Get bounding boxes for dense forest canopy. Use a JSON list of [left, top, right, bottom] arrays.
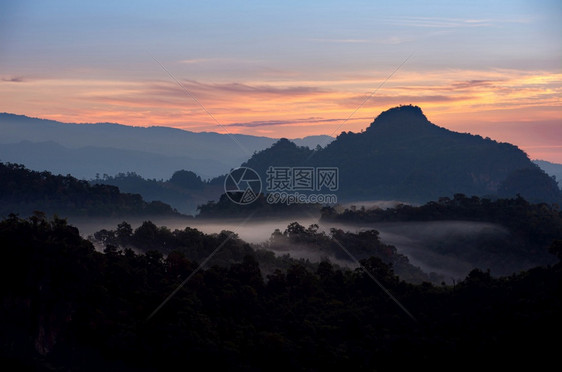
[[2, 105, 562, 370], [322, 194, 562, 275], [1, 213, 560, 370], [91, 218, 440, 284], [0, 162, 180, 217], [91, 170, 217, 215]]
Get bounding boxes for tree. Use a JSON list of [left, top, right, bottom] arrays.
[[229, 255, 264, 289], [548, 240, 562, 262], [132, 221, 161, 250], [168, 170, 204, 189], [116, 221, 133, 246], [285, 222, 305, 239]]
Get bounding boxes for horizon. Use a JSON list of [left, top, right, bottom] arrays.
[[1, 1, 561, 162], [2, 107, 560, 165], [0, 111, 335, 141]]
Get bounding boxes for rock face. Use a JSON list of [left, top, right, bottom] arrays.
[[243, 105, 561, 203]]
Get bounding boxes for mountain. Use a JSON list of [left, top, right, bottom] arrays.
[[4, 108, 559, 206], [0, 140, 226, 180], [292, 134, 334, 149], [91, 170, 224, 215], [0, 162, 182, 218], [534, 160, 562, 190], [0, 113, 333, 179], [243, 105, 561, 204], [322, 193, 562, 277]]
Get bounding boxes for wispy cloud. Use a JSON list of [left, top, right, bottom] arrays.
[[0, 68, 559, 159], [308, 38, 371, 44], [333, 94, 470, 113], [523, 145, 562, 149], [143, 80, 327, 99], [308, 36, 415, 45], [451, 79, 499, 89], [199, 81, 325, 96], [383, 15, 532, 29], [226, 116, 371, 128], [178, 57, 264, 65], [178, 58, 217, 64], [1, 76, 27, 83], [384, 16, 494, 28]]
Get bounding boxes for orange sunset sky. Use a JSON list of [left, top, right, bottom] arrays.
[[1, 1, 561, 162]]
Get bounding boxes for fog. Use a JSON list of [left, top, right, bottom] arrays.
[[339, 200, 416, 210], [354, 221, 510, 280], [70, 216, 320, 243], [267, 243, 361, 270], [70, 215, 511, 281]]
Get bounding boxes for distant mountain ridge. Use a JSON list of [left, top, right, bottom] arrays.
[[2, 108, 560, 207], [0, 140, 226, 181], [534, 160, 562, 190], [243, 105, 561, 204], [0, 113, 334, 179]]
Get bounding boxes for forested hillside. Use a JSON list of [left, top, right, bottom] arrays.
[[322, 194, 562, 276], [242, 106, 561, 204], [1, 214, 560, 371], [0, 162, 180, 217]]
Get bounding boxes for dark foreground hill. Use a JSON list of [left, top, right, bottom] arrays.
[[243, 105, 561, 204], [1, 214, 560, 371], [0, 162, 181, 217]]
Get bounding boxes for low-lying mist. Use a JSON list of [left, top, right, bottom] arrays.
[[70, 214, 514, 282], [357, 221, 511, 280], [70, 215, 320, 244]]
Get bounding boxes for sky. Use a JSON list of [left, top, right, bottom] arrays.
[[1, 0, 561, 162]]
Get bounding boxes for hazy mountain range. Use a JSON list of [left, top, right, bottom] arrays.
[[0, 113, 333, 180], [534, 160, 562, 188], [1, 107, 561, 213]]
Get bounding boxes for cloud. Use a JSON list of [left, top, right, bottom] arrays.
[[178, 57, 264, 66], [1, 76, 26, 83], [143, 79, 327, 99], [383, 15, 531, 29], [307, 38, 371, 44], [384, 16, 494, 28], [225, 117, 368, 128], [178, 58, 217, 64], [1, 68, 559, 163], [201, 81, 325, 96], [451, 79, 499, 89], [80, 79, 330, 117], [95, 80, 334, 118], [336, 94, 467, 110], [523, 145, 562, 149]]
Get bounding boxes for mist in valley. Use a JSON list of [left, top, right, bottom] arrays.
[[349, 220, 511, 280], [70, 209, 514, 283]]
